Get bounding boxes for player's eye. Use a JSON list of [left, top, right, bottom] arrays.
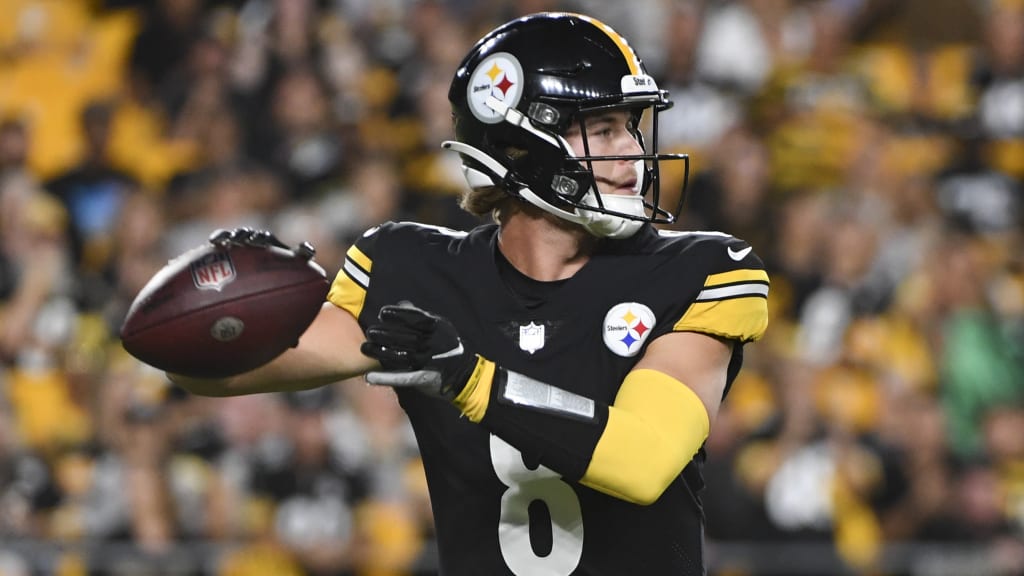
[[587, 123, 615, 139]]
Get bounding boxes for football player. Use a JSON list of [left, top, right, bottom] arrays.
[[173, 12, 769, 575]]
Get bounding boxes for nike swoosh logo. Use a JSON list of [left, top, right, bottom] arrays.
[[727, 246, 752, 261], [433, 342, 465, 359]]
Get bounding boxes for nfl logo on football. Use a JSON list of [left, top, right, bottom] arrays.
[[519, 322, 545, 354], [191, 252, 237, 291]]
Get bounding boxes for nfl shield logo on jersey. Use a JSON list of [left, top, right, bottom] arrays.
[[519, 322, 545, 354], [191, 251, 236, 291]]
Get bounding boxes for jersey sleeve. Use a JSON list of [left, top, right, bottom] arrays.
[[672, 238, 770, 342], [326, 224, 385, 322]]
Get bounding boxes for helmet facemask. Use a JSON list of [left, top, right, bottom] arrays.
[[555, 102, 685, 238]]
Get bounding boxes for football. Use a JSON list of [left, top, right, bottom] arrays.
[[120, 231, 330, 378]]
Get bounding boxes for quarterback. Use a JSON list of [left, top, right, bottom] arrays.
[[174, 12, 769, 575]]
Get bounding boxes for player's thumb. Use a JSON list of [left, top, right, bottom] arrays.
[[365, 369, 443, 390]]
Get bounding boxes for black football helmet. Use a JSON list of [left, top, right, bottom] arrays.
[[445, 12, 689, 238]]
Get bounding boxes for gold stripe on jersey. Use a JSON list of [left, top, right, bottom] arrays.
[[346, 245, 372, 284], [453, 358, 496, 423], [674, 268, 770, 342], [327, 245, 372, 319], [581, 369, 709, 505], [702, 269, 770, 289]]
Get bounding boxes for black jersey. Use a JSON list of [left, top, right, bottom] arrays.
[[328, 222, 769, 576]]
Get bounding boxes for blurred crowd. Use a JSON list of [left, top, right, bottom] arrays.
[[0, 0, 1022, 575]]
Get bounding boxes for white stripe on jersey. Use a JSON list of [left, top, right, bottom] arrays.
[[656, 230, 734, 238], [343, 258, 370, 289], [696, 282, 769, 302]]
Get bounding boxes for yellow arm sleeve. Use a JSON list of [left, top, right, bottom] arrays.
[[579, 369, 710, 505]]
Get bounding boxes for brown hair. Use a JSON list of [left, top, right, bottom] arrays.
[[457, 146, 532, 224], [459, 186, 518, 224]]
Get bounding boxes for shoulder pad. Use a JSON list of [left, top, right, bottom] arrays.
[[327, 221, 470, 320], [664, 231, 770, 342]]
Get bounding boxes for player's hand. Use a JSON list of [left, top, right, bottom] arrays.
[[361, 303, 479, 399], [208, 227, 316, 261]]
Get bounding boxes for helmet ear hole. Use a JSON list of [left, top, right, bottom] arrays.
[[504, 146, 529, 160], [527, 102, 562, 127]]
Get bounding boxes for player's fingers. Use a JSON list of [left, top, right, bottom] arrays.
[[365, 325, 423, 348], [360, 342, 417, 369], [379, 304, 438, 332]]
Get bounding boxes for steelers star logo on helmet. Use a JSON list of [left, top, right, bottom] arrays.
[[467, 52, 524, 124], [603, 302, 656, 357]]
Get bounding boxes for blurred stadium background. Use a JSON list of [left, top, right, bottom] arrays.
[[1, 0, 1023, 574]]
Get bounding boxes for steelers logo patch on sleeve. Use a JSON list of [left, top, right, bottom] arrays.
[[603, 302, 656, 357]]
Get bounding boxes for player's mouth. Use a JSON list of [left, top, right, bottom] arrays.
[[597, 177, 638, 195], [614, 179, 639, 195]]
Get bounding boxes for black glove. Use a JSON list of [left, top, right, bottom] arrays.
[[361, 303, 480, 398], [208, 227, 316, 261]]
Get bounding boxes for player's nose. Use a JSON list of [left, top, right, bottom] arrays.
[[617, 132, 643, 157]]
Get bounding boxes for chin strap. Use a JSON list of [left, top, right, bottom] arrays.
[[441, 140, 509, 183], [441, 140, 643, 239]]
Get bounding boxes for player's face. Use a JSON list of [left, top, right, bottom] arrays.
[[563, 109, 644, 197]]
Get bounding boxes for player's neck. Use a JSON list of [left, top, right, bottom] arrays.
[[497, 211, 596, 282]]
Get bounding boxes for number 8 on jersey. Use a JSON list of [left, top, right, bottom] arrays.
[[491, 434, 584, 575]]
